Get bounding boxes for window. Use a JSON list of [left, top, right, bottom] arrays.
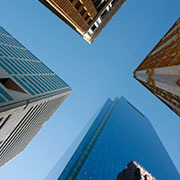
[[112, 0, 118, 6], [84, 14, 90, 21], [0, 95, 6, 103], [0, 78, 26, 93], [75, 1, 82, 10], [101, 10, 108, 18], [88, 19, 93, 25], [0, 115, 11, 129], [0, 60, 12, 74], [80, 8, 86, 16], [0, 87, 13, 101], [13, 76, 35, 95], [91, 25, 97, 31]]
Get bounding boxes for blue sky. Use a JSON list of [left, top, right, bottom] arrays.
[[0, 0, 180, 180]]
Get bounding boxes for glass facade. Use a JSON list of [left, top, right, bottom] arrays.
[[46, 97, 180, 180], [0, 27, 72, 168], [0, 27, 70, 103]]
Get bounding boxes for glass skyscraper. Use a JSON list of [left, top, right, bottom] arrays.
[[46, 97, 180, 180], [0, 27, 71, 167]]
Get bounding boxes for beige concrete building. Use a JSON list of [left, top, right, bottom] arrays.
[[39, 0, 126, 43], [0, 27, 71, 167], [134, 17, 180, 117]]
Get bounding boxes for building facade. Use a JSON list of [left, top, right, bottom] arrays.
[[116, 161, 156, 180], [39, 0, 126, 43], [0, 27, 71, 167], [134, 17, 180, 117], [45, 97, 180, 180]]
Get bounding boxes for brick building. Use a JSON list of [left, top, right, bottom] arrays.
[[134, 18, 180, 117], [39, 0, 126, 43]]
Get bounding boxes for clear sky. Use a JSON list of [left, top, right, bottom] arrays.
[[0, 0, 180, 180]]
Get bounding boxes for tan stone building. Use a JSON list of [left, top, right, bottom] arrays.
[[39, 0, 126, 43], [134, 17, 180, 117]]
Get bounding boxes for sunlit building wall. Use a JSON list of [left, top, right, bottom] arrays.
[[39, 0, 126, 43], [134, 17, 180, 117]]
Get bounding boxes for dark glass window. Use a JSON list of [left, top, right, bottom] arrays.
[[0, 96, 5, 103], [80, 8, 86, 16], [88, 19, 93, 25], [91, 25, 96, 31], [112, 0, 118, 6], [75, 1, 82, 10], [101, 10, 108, 18], [0, 78, 26, 94], [84, 14, 90, 21], [0, 86, 13, 101]]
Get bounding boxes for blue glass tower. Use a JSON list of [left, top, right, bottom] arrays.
[[0, 27, 71, 167], [46, 97, 180, 180]]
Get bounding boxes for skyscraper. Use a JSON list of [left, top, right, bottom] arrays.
[[116, 161, 156, 180], [45, 97, 180, 180], [39, 0, 126, 43], [0, 27, 71, 167], [134, 17, 180, 117]]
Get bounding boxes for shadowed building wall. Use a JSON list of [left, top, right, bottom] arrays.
[[134, 17, 180, 117]]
